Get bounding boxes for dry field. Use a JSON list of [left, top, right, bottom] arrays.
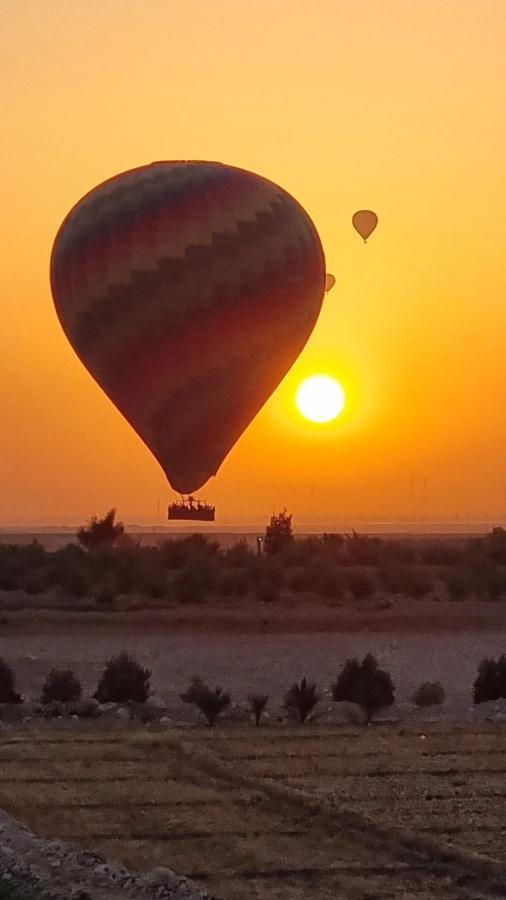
[[1, 723, 506, 899]]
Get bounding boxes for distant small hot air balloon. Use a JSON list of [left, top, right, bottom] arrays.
[[50, 161, 326, 494], [325, 273, 335, 292], [352, 210, 378, 243]]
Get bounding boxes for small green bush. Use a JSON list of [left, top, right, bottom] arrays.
[[41, 669, 82, 705], [94, 652, 151, 704], [181, 676, 231, 726], [412, 681, 446, 707], [283, 677, 321, 724]]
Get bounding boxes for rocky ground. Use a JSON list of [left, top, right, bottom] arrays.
[[0, 808, 210, 900]]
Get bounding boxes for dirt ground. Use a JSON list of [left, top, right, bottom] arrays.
[[1, 723, 505, 899]]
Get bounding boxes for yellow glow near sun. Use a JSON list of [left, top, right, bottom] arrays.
[[295, 375, 346, 423]]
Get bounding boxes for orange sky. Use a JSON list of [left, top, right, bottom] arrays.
[[1, 0, 506, 526]]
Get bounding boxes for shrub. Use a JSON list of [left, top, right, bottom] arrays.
[[94, 652, 151, 704], [248, 693, 269, 726], [347, 572, 375, 600], [484, 566, 506, 601], [23, 569, 50, 595], [95, 583, 117, 606], [378, 564, 431, 598], [142, 571, 168, 600], [0, 658, 22, 703], [421, 540, 461, 566], [473, 656, 506, 703], [181, 677, 231, 726], [255, 581, 280, 604], [217, 568, 250, 598], [77, 509, 124, 551], [317, 569, 344, 600], [406, 572, 433, 599], [41, 669, 82, 704], [263, 509, 294, 556], [172, 566, 207, 604], [223, 540, 255, 567], [445, 570, 471, 601], [64, 568, 93, 598], [487, 527, 506, 564], [412, 681, 446, 707], [249, 557, 284, 588], [0, 574, 17, 591], [283, 677, 321, 724], [332, 654, 395, 724], [287, 568, 315, 593], [159, 539, 189, 569], [344, 532, 382, 565]]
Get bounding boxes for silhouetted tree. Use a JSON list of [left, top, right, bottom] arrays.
[[94, 652, 151, 704], [0, 657, 22, 704], [473, 656, 506, 703], [77, 509, 124, 551], [248, 693, 269, 726], [332, 653, 395, 724], [283, 677, 321, 724], [263, 509, 294, 556], [181, 677, 231, 727], [42, 669, 82, 704]]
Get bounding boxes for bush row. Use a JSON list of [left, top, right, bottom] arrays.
[[4, 539, 506, 604], [2, 651, 506, 724]]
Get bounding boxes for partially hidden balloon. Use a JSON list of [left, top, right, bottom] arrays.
[[50, 161, 326, 493], [352, 209, 378, 242], [325, 273, 336, 292]]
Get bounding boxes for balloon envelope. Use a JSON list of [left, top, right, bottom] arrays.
[[325, 273, 336, 292], [352, 209, 378, 242], [50, 161, 326, 493]]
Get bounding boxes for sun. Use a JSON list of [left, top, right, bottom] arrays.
[[295, 375, 345, 423]]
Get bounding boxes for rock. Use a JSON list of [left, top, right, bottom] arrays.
[[159, 716, 172, 725], [73, 698, 101, 718], [146, 695, 166, 710], [115, 707, 129, 720], [98, 702, 116, 714]]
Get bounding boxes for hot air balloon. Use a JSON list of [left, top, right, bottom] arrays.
[[50, 161, 326, 494], [352, 210, 378, 242], [325, 273, 336, 292]]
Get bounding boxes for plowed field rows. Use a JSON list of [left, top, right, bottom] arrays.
[[0, 724, 505, 898]]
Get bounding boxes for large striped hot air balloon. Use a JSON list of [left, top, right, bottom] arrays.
[[50, 161, 326, 493]]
